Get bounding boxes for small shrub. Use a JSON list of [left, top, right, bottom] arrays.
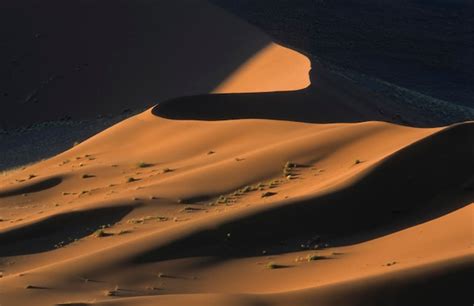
[[180, 206, 202, 212], [94, 229, 110, 238], [127, 216, 168, 224], [216, 195, 229, 204], [157, 272, 170, 278], [261, 191, 277, 198], [126, 177, 139, 183], [307, 254, 325, 261], [266, 262, 282, 269], [137, 162, 153, 168], [241, 186, 252, 193], [285, 161, 296, 169]]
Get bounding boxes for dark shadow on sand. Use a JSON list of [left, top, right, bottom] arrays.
[[0, 205, 135, 256]]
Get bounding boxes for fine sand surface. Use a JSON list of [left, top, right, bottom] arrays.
[[0, 1, 473, 306], [0, 110, 472, 305]]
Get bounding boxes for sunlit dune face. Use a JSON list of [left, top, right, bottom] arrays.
[[213, 43, 311, 93]]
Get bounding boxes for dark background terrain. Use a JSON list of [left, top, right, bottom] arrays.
[[213, 0, 474, 108]]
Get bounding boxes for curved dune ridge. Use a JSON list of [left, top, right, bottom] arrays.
[[0, 2, 473, 306]]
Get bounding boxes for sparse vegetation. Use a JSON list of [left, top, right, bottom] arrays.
[[269, 180, 280, 188], [307, 253, 326, 261], [217, 195, 229, 204], [127, 216, 168, 224], [137, 162, 153, 168], [126, 177, 140, 183], [239, 185, 253, 194], [261, 191, 277, 198], [180, 206, 202, 212], [285, 161, 296, 169], [24, 284, 43, 289], [94, 229, 110, 238], [283, 161, 297, 177], [266, 262, 280, 269]]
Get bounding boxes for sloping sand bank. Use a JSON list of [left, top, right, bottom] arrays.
[[0, 106, 472, 305]]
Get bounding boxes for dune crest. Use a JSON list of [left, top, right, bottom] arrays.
[[214, 43, 310, 93]]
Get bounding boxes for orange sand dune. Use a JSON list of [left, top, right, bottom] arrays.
[[0, 1, 472, 305], [0, 106, 472, 305]]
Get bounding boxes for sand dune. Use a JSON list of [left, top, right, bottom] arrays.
[[0, 1, 472, 306], [0, 105, 472, 305]]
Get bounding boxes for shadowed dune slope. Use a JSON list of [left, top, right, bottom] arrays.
[[0, 0, 309, 129]]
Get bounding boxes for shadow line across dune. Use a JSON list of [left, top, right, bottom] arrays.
[[0, 176, 63, 198], [153, 68, 390, 125], [153, 61, 472, 127]]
